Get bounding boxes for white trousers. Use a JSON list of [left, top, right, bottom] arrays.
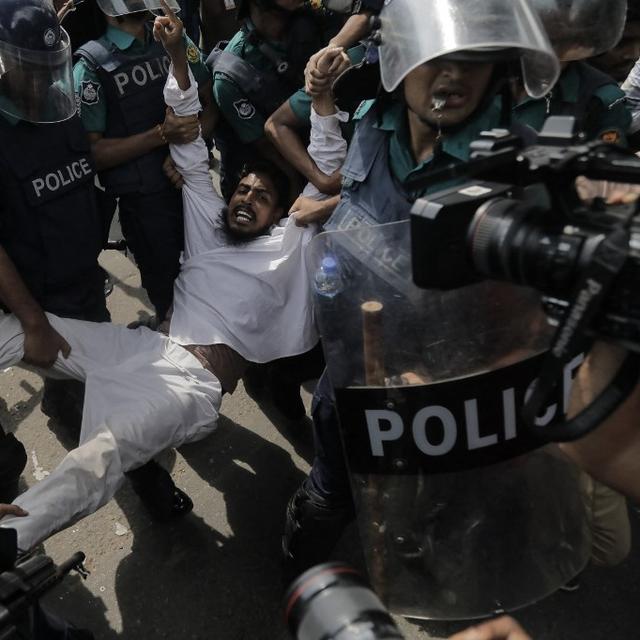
[[0, 313, 222, 550]]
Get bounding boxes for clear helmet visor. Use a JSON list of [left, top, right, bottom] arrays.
[[96, 0, 181, 17], [0, 28, 75, 124], [378, 0, 560, 99], [531, 0, 627, 62]]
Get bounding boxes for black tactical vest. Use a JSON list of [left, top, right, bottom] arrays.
[[76, 35, 171, 195], [0, 115, 105, 317]]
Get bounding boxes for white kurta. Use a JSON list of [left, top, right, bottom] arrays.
[[165, 70, 319, 362]]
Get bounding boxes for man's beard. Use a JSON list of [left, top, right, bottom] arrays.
[[218, 206, 271, 245]]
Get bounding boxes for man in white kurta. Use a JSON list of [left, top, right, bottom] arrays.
[[0, 59, 347, 551]]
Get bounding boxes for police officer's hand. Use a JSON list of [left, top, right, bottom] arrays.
[[314, 169, 342, 196], [22, 319, 71, 369], [0, 504, 28, 519], [154, 0, 185, 61], [305, 46, 350, 96], [448, 616, 532, 640], [162, 107, 200, 145], [289, 195, 336, 227], [163, 154, 185, 189]]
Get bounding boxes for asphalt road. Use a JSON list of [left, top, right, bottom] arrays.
[[1, 247, 638, 640]]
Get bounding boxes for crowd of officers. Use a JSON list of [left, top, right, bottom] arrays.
[[1, 0, 640, 637]]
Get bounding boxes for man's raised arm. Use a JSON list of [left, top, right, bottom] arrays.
[[154, 0, 226, 259]]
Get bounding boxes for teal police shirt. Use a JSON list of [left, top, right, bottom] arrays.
[[513, 61, 631, 143], [352, 98, 505, 197], [212, 29, 289, 144], [73, 24, 208, 133]]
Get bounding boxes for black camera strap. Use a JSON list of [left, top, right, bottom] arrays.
[[523, 225, 633, 441]]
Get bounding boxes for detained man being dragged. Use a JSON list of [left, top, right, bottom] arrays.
[[0, 1, 321, 552]]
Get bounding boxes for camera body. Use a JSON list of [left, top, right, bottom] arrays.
[[410, 116, 640, 352]]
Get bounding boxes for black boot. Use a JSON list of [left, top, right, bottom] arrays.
[[282, 478, 355, 584], [126, 460, 193, 522], [0, 425, 27, 504]]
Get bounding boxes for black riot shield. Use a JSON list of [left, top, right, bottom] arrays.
[[308, 220, 591, 620]]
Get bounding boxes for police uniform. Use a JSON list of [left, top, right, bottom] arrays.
[[74, 24, 209, 322], [513, 61, 631, 143], [210, 9, 340, 198], [0, 100, 109, 499], [283, 98, 515, 575]]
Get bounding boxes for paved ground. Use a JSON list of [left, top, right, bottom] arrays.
[[1, 247, 638, 640]]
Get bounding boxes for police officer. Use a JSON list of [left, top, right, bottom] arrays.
[[282, 0, 561, 578], [0, 0, 191, 522], [209, 0, 347, 199], [514, 0, 631, 144], [74, 0, 212, 325]]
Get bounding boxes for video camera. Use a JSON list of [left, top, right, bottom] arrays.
[[0, 535, 88, 640], [285, 563, 404, 640], [409, 116, 640, 442]]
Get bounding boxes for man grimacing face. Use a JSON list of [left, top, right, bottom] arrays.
[[225, 172, 284, 240]]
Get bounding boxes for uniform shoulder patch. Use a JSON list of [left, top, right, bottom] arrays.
[[233, 98, 256, 120], [601, 129, 621, 144], [80, 80, 100, 106], [186, 44, 201, 64]]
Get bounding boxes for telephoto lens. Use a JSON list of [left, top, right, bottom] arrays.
[[284, 563, 404, 640]]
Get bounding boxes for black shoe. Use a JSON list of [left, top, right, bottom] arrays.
[[0, 432, 27, 504], [127, 460, 193, 522], [282, 478, 355, 584]]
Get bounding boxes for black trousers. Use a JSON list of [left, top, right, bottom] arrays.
[[118, 188, 184, 322]]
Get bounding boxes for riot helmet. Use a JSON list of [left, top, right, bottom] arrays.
[[529, 0, 627, 62], [377, 0, 560, 99], [95, 0, 181, 17], [0, 0, 75, 124]]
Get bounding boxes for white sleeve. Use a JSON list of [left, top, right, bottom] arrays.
[[622, 59, 640, 135], [163, 65, 226, 258], [301, 107, 349, 200]]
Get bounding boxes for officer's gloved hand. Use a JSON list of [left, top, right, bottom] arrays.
[[161, 107, 200, 146]]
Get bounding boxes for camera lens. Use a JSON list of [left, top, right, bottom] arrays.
[[284, 563, 404, 640], [468, 197, 591, 296]]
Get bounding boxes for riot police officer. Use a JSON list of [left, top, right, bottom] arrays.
[[515, 0, 632, 143], [74, 0, 212, 324], [0, 0, 106, 504], [0, 0, 191, 522], [209, 0, 346, 199], [282, 0, 561, 579]]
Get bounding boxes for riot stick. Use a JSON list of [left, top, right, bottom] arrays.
[[361, 300, 387, 602], [362, 301, 385, 386]]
